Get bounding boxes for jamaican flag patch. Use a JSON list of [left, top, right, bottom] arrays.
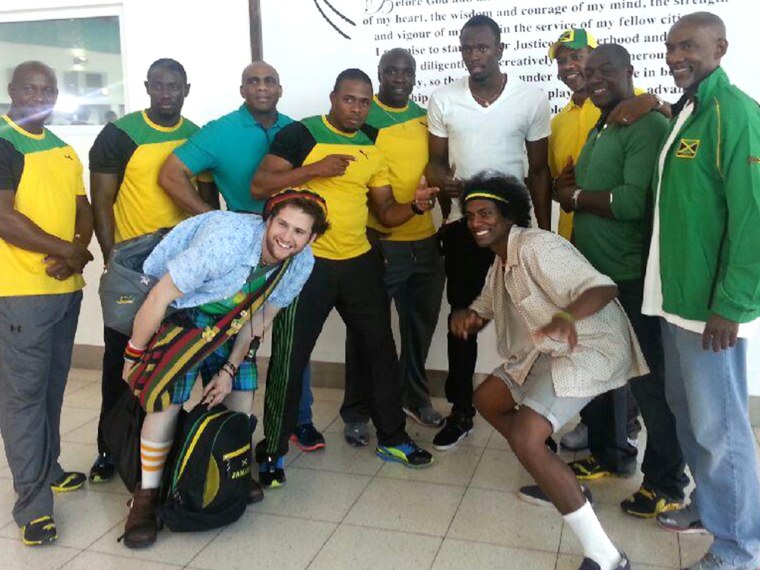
[[676, 138, 700, 159]]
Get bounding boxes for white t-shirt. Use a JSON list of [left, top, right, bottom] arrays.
[[427, 75, 552, 221], [642, 100, 758, 338]]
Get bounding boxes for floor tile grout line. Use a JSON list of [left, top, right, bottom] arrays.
[[177, 527, 225, 569], [430, 443, 488, 569], [297, 459, 376, 570], [83, 541, 185, 568]]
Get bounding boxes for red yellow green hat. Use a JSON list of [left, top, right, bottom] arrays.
[[548, 29, 598, 60]]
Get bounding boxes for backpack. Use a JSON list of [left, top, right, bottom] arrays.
[[156, 403, 252, 532]]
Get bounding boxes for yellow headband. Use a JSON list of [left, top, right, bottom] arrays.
[[465, 191, 510, 205]]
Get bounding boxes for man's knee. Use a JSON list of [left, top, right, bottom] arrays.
[[507, 410, 551, 459]]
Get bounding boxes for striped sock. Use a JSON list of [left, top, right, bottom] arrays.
[[140, 438, 173, 489]]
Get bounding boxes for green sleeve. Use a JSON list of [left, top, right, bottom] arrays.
[[609, 114, 669, 221], [711, 95, 760, 322]]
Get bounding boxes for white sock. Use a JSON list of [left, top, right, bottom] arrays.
[[140, 438, 173, 489], [563, 501, 621, 570]]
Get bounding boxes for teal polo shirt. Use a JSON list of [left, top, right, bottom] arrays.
[[174, 105, 293, 213]]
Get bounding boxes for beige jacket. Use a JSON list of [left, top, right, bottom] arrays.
[[470, 226, 648, 398]]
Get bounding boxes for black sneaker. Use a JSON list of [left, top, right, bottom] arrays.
[[518, 484, 593, 507], [578, 550, 631, 569], [22, 515, 57, 546], [620, 485, 683, 518], [290, 422, 326, 452], [375, 439, 434, 468], [258, 456, 286, 488], [51, 471, 86, 492], [89, 453, 116, 483], [433, 413, 474, 451]]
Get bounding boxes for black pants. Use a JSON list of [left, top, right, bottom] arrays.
[[584, 386, 640, 473], [256, 250, 407, 462], [97, 326, 130, 455], [342, 236, 445, 423], [618, 279, 688, 499], [441, 218, 494, 418]]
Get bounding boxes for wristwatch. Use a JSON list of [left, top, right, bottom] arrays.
[[411, 201, 424, 215], [571, 188, 583, 211]]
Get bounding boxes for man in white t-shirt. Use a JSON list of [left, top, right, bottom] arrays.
[[426, 14, 552, 451]]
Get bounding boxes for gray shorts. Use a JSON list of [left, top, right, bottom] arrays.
[[492, 354, 592, 432]]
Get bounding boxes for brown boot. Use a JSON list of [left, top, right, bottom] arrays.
[[122, 485, 159, 548], [248, 477, 264, 504]]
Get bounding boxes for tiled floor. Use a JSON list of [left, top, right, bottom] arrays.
[[2, 368, 759, 569]]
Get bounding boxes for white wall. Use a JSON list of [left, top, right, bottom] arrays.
[[1, 0, 758, 394]]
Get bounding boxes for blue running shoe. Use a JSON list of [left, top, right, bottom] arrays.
[[375, 439, 433, 468]]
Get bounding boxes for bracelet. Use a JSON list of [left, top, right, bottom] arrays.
[[411, 201, 424, 215], [124, 340, 146, 361], [571, 188, 582, 211], [553, 310, 576, 324], [221, 360, 238, 378]]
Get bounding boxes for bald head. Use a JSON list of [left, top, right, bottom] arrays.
[[666, 11, 728, 93], [240, 61, 282, 117], [11, 61, 56, 87], [379, 48, 415, 72], [378, 48, 416, 108], [242, 61, 279, 84], [673, 11, 726, 40], [7, 61, 58, 130]]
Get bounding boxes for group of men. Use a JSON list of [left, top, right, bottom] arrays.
[[0, 8, 758, 570]]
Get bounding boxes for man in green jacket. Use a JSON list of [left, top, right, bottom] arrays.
[[642, 12, 760, 570]]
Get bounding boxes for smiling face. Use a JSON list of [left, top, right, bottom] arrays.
[[465, 199, 512, 256], [554, 45, 592, 94], [240, 63, 282, 115], [378, 51, 415, 108], [261, 204, 316, 264], [585, 50, 633, 111], [665, 20, 727, 93], [328, 78, 373, 132], [460, 25, 503, 82]]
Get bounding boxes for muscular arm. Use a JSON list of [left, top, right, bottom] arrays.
[[425, 134, 460, 220], [197, 179, 220, 210], [526, 137, 552, 230], [159, 154, 214, 215], [0, 190, 88, 260], [538, 284, 619, 349], [250, 154, 304, 200], [563, 284, 619, 321], [91, 171, 119, 260], [74, 194, 94, 253], [575, 190, 615, 219], [608, 93, 673, 126], [368, 185, 416, 228], [250, 153, 355, 200]]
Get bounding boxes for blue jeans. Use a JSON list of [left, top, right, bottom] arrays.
[[297, 364, 313, 426], [660, 320, 760, 567]]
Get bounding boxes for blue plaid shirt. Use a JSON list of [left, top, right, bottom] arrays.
[[143, 211, 313, 309]]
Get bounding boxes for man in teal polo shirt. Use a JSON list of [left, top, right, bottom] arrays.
[[159, 61, 291, 214], [554, 43, 688, 520]]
